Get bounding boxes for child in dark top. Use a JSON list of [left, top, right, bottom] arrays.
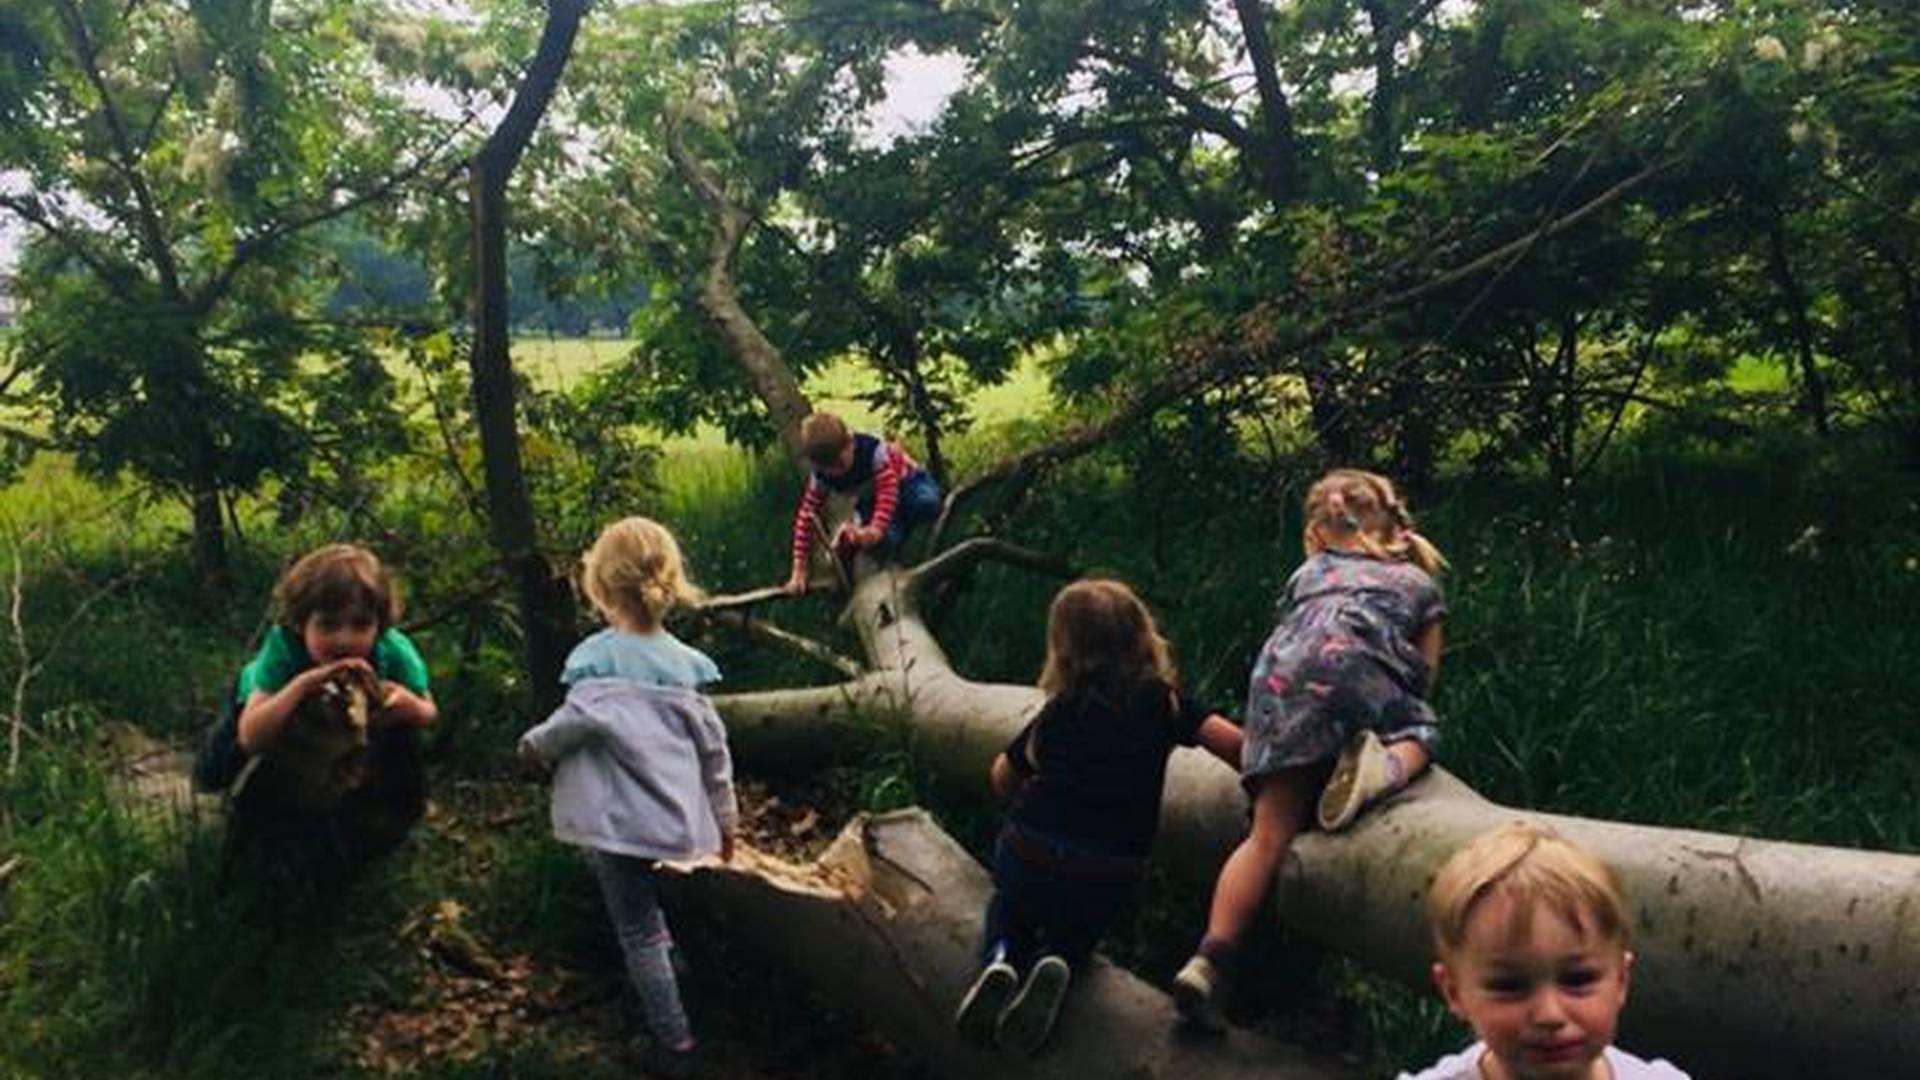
[[781, 411, 941, 592], [954, 579, 1243, 1055], [1173, 468, 1447, 1030], [194, 543, 438, 863]]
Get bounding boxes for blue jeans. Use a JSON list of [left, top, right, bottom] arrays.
[[589, 851, 694, 1051], [856, 469, 941, 554], [979, 826, 1139, 971]]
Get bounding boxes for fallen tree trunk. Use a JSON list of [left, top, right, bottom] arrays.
[[657, 809, 1358, 1078], [711, 553, 1920, 1079]]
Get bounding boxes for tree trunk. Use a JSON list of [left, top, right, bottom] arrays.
[[1229, 0, 1300, 207], [1766, 213, 1831, 437], [467, 0, 590, 714], [657, 810, 1358, 1078], [664, 119, 813, 462], [711, 550, 1920, 1079]]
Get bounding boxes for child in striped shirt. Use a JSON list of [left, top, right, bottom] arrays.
[[781, 411, 940, 592]]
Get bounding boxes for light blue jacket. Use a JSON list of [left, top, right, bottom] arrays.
[[519, 679, 739, 861]]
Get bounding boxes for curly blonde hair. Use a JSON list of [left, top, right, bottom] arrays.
[[580, 517, 702, 629], [1302, 468, 1447, 575]]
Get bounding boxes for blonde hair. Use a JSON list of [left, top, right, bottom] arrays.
[[800, 411, 853, 469], [580, 517, 702, 629], [1428, 821, 1629, 958], [273, 543, 398, 630], [1037, 579, 1177, 700], [1303, 468, 1448, 575]]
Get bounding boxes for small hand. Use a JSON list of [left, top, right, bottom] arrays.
[[516, 741, 551, 781], [782, 572, 808, 595], [299, 656, 373, 696]]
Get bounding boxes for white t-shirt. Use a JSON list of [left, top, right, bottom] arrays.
[[1398, 1042, 1692, 1080]]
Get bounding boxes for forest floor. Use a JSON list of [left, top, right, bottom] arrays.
[[329, 776, 926, 1079]]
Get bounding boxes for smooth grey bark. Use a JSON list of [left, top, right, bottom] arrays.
[[656, 809, 1357, 1079], [711, 554, 1920, 1079]]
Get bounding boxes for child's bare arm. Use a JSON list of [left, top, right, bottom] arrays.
[[1196, 714, 1244, 769], [990, 751, 1024, 796], [1417, 621, 1444, 685], [379, 683, 438, 728], [236, 658, 371, 753]]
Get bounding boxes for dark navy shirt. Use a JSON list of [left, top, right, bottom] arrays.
[[1004, 679, 1209, 857]]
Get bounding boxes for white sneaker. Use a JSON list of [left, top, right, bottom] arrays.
[[1318, 729, 1395, 831], [954, 958, 1019, 1046], [1171, 953, 1227, 1032], [997, 954, 1071, 1056]]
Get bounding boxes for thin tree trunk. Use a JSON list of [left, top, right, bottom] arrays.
[[1230, 0, 1300, 206], [467, 0, 590, 714], [663, 119, 813, 462], [1766, 212, 1831, 437]]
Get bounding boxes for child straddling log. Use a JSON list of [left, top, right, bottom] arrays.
[[1399, 822, 1691, 1080], [781, 410, 941, 592], [519, 516, 737, 1078], [194, 542, 438, 864], [954, 579, 1243, 1055], [1174, 468, 1448, 1028]]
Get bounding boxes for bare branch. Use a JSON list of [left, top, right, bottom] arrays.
[[695, 585, 803, 613], [907, 537, 1081, 591], [690, 610, 864, 680]]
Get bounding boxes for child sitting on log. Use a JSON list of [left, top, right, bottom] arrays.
[[955, 579, 1242, 1055], [781, 410, 940, 592], [519, 516, 737, 1079], [1399, 821, 1691, 1080], [194, 542, 437, 865]]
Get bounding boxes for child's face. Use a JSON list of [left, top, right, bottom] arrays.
[[301, 607, 380, 665], [820, 442, 855, 476], [1432, 892, 1631, 1080]]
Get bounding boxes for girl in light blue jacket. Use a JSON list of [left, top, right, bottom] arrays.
[[520, 517, 737, 1075]]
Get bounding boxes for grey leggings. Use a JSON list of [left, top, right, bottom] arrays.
[[589, 851, 694, 1051]]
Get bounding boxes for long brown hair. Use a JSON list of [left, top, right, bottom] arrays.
[[1302, 468, 1448, 574], [1037, 579, 1177, 700]]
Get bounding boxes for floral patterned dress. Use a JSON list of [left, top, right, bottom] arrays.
[[1242, 549, 1447, 784]]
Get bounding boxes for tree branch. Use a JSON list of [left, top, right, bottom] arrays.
[[194, 123, 470, 314], [1082, 46, 1257, 156], [0, 194, 135, 295], [906, 537, 1081, 591], [936, 156, 1679, 533], [54, 0, 184, 298], [688, 609, 864, 680]]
